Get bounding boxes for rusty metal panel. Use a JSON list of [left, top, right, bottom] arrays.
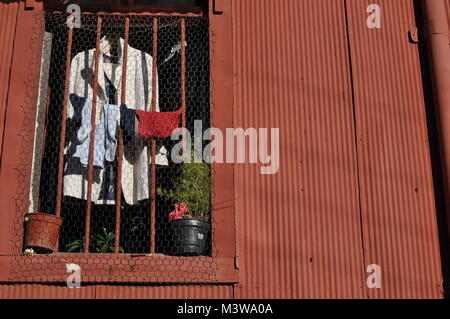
[[0, 284, 96, 299], [0, 0, 445, 300], [0, 0, 19, 156], [446, 0, 450, 30], [0, 284, 232, 299], [346, 0, 443, 298], [233, 0, 365, 298], [95, 285, 233, 299]]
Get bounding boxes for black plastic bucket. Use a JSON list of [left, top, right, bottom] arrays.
[[170, 219, 211, 256]]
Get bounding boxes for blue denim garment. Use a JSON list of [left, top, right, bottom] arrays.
[[69, 94, 118, 169]]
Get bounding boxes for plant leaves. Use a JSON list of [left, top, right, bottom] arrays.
[[157, 151, 211, 221]]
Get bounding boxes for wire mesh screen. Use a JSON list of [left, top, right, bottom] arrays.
[[25, 12, 212, 259]]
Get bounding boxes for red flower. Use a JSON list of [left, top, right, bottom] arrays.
[[168, 211, 180, 221], [179, 203, 189, 213], [168, 203, 189, 221]]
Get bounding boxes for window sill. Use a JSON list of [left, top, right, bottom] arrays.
[[0, 254, 238, 284]]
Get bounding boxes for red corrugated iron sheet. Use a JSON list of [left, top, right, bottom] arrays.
[[0, 0, 445, 299], [233, 0, 443, 299], [446, 0, 450, 31], [0, 284, 96, 299], [0, 1, 19, 156], [95, 285, 233, 299], [233, 0, 365, 299], [346, 0, 443, 298], [0, 284, 233, 299]]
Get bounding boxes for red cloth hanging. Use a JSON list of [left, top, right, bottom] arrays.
[[135, 109, 183, 138]]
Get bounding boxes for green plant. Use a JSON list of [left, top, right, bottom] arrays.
[[66, 228, 124, 253], [66, 238, 83, 253], [130, 216, 146, 233], [157, 153, 211, 222]]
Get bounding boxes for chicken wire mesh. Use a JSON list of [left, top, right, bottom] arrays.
[[10, 11, 217, 278]]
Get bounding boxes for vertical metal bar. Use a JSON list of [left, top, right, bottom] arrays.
[[42, 88, 52, 164], [84, 16, 103, 253], [114, 17, 130, 253], [181, 18, 187, 153], [38, 87, 52, 214], [56, 26, 73, 221], [150, 17, 158, 254]]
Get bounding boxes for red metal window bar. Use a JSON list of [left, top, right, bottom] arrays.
[[54, 11, 195, 254]]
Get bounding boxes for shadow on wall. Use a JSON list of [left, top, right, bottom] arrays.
[[413, 0, 450, 298]]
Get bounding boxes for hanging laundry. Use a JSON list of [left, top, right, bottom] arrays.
[[70, 94, 118, 169], [135, 109, 182, 139], [104, 71, 118, 104], [120, 104, 137, 144], [64, 37, 168, 205], [162, 41, 187, 65]]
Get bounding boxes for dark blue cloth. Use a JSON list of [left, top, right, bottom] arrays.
[[120, 104, 136, 144], [69, 93, 87, 124]]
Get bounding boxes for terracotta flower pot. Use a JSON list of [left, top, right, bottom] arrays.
[[24, 213, 63, 253]]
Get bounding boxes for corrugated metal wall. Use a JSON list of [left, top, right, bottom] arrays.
[[233, 0, 443, 299], [0, 0, 446, 299], [0, 284, 96, 299], [446, 0, 450, 28], [346, 0, 443, 298], [0, 284, 233, 299], [94, 285, 233, 299], [233, 0, 365, 299], [0, 1, 19, 154]]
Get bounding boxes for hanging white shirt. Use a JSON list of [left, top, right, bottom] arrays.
[[63, 37, 168, 205]]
